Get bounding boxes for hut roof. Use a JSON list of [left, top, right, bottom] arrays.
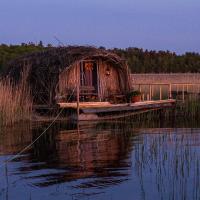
[[7, 46, 127, 77], [5, 46, 130, 105]]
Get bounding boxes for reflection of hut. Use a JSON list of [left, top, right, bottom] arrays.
[[23, 125, 133, 187], [7, 46, 131, 106], [51, 128, 132, 186]]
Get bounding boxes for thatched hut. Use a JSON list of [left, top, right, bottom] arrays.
[[7, 46, 131, 106]]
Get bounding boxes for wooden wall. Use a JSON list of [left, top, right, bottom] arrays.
[[98, 60, 121, 99], [57, 59, 127, 100], [58, 63, 79, 96]]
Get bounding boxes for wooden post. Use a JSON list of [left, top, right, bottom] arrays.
[[97, 60, 101, 101], [176, 85, 178, 95], [76, 63, 80, 121], [151, 85, 154, 100], [182, 85, 185, 102], [142, 94, 145, 101], [147, 94, 150, 101], [149, 85, 152, 100], [169, 84, 172, 99], [77, 121, 81, 162], [186, 84, 189, 93], [159, 85, 162, 100], [139, 84, 141, 92]]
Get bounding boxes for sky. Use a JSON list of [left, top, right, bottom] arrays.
[[0, 0, 200, 54]]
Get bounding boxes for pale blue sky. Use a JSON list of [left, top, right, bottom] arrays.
[[0, 0, 200, 53]]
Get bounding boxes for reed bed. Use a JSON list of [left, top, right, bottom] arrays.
[[0, 70, 32, 126]]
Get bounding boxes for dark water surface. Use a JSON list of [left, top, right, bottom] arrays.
[[0, 119, 200, 200]]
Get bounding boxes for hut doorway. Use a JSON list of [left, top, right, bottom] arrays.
[[80, 61, 98, 100]]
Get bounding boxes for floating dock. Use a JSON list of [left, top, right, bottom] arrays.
[[58, 99, 176, 121]]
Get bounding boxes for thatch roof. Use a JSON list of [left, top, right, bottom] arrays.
[[7, 46, 127, 78], [5, 46, 129, 105]]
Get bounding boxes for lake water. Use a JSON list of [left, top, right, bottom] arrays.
[[0, 118, 200, 200]]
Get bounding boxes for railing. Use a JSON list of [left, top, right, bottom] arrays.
[[134, 83, 200, 101]]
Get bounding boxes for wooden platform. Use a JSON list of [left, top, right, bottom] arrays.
[[58, 99, 176, 121], [59, 101, 112, 109]]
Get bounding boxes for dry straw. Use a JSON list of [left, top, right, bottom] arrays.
[[0, 69, 32, 126]]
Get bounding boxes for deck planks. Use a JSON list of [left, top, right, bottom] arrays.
[[58, 99, 176, 113], [81, 100, 176, 114], [58, 99, 176, 121]]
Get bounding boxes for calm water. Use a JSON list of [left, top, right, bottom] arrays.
[[0, 119, 200, 200]]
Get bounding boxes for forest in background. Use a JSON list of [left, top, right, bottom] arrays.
[[0, 42, 200, 74]]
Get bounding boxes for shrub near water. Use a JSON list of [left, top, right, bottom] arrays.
[[0, 71, 32, 126]]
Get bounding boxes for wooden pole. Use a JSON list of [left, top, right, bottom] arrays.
[[139, 84, 141, 92], [151, 85, 154, 100], [76, 63, 80, 121], [182, 85, 185, 102], [142, 94, 145, 101], [97, 60, 101, 101], [176, 85, 178, 95], [169, 84, 172, 99], [159, 85, 162, 100], [147, 94, 150, 101], [149, 85, 152, 100]]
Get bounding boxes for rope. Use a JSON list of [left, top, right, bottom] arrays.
[[0, 87, 76, 169]]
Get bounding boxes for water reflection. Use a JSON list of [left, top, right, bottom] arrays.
[[27, 123, 134, 188], [0, 121, 200, 200]]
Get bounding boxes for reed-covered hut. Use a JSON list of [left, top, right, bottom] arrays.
[[7, 46, 131, 106]]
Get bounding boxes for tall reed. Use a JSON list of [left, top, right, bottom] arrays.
[[0, 69, 32, 126]]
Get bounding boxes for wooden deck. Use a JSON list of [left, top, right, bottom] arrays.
[[58, 99, 176, 121]]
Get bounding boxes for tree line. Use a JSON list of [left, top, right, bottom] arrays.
[[0, 43, 200, 74], [112, 48, 200, 73]]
